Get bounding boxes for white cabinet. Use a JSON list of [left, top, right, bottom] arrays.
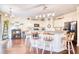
[[29, 32, 66, 52]]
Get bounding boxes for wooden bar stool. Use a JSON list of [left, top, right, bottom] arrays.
[[66, 32, 75, 54]]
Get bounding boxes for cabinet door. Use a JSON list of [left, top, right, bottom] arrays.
[[64, 22, 70, 30]]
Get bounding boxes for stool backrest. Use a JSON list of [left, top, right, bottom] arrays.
[[67, 32, 75, 41], [70, 32, 75, 41], [65, 32, 75, 41]]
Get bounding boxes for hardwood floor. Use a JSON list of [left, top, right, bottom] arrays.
[[0, 39, 79, 54]]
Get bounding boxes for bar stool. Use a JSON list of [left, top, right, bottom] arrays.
[[66, 32, 75, 54], [42, 34, 53, 54], [29, 32, 39, 54], [25, 31, 34, 54], [34, 38, 39, 54], [7, 39, 12, 48]]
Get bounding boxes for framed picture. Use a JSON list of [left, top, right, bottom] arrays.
[[34, 24, 39, 27]]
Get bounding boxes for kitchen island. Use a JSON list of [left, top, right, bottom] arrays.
[[26, 31, 67, 52]]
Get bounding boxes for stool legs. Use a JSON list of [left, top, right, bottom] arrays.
[[67, 41, 75, 54], [42, 41, 45, 54], [71, 41, 75, 54], [42, 49, 44, 54], [34, 40, 39, 54], [42, 41, 52, 54], [68, 41, 70, 54], [36, 40, 39, 54], [50, 43, 52, 54], [36, 48, 38, 54], [30, 46, 32, 53]]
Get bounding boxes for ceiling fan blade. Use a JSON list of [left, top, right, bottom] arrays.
[[25, 4, 44, 10]]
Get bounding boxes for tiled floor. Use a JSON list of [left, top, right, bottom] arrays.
[[0, 39, 79, 54]]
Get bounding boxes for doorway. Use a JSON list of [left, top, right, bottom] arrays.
[[11, 29, 21, 39]]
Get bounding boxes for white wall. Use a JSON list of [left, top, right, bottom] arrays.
[[54, 11, 77, 28], [8, 17, 54, 39], [10, 17, 54, 31]]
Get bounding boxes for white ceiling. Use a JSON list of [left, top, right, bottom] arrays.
[[0, 4, 79, 17]]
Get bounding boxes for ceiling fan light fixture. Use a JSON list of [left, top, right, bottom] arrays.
[[43, 14, 45, 17], [35, 16, 38, 19], [47, 13, 51, 17], [39, 15, 42, 18], [4, 13, 8, 17], [52, 13, 55, 16]]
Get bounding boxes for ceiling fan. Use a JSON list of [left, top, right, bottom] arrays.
[[42, 4, 48, 10], [24, 4, 44, 11], [25, 4, 48, 11]]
